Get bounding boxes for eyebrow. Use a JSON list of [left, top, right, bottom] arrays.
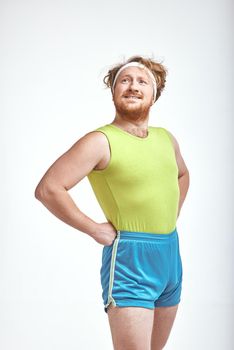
[[120, 74, 150, 81]]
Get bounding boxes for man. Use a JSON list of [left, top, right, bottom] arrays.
[[35, 55, 190, 350]]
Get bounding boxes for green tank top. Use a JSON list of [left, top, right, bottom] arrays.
[[87, 124, 179, 234]]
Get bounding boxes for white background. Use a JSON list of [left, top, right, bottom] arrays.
[[1, 0, 233, 349]]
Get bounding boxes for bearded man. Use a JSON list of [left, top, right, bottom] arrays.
[[35, 55, 190, 350]]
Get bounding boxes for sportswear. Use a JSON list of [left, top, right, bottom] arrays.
[[87, 123, 179, 234], [101, 228, 183, 313]]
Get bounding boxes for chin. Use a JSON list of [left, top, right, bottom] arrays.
[[116, 106, 150, 120], [114, 98, 151, 117]]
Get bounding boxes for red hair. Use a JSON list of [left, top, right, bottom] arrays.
[[103, 55, 168, 102]]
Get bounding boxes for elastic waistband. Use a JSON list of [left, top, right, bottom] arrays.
[[117, 228, 178, 242]]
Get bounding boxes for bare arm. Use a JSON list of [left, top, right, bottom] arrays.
[[34, 131, 117, 245], [167, 130, 190, 218]]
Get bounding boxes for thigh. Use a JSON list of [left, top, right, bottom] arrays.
[[107, 305, 154, 350], [151, 304, 179, 349]]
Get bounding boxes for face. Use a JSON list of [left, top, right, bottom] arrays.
[[112, 66, 155, 121]]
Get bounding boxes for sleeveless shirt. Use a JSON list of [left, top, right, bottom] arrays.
[[87, 124, 179, 234]]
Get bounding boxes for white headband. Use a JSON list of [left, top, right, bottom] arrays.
[[112, 62, 157, 102]]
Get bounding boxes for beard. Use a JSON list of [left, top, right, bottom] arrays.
[[113, 98, 151, 122]]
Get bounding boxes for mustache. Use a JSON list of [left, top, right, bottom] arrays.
[[123, 93, 142, 98]]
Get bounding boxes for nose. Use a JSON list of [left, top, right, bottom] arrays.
[[128, 78, 139, 91]]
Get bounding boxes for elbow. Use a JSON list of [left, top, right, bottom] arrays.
[[185, 170, 190, 189], [34, 181, 57, 201], [34, 179, 65, 201], [186, 169, 190, 182], [178, 169, 190, 186], [34, 183, 46, 201]]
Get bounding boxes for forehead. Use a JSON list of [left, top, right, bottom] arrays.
[[117, 66, 150, 80]]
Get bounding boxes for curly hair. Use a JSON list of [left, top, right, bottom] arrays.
[[103, 55, 168, 102]]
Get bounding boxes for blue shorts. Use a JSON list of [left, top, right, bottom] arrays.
[[100, 227, 183, 313]]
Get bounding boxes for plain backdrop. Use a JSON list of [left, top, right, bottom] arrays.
[[0, 0, 233, 349]]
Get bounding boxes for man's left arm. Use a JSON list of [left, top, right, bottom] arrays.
[[167, 131, 190, 218]]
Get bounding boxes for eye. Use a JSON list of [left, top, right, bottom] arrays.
[[121, 78, 129, 83], [139, 79, 147, 84]]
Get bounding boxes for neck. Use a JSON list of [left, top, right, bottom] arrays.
[[112, 114, 149, 129], [110, 115, 149, 138]]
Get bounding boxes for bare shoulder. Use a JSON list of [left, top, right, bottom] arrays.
[[162, 128, 180, 154], [64, 129, 111, 172], [67, 128, 109, 160], [75, 129, 109, 148], [35, 130, 110, 192], [163, 128, 189, 176]]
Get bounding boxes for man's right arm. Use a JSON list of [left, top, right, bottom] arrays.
[[34, 131, 117, 245]]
